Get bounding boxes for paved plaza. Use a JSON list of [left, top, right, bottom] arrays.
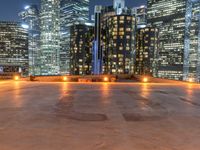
[[0, 81, 200, 150]]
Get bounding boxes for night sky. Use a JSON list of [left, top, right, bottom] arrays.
[[0, 0, 146, 21]]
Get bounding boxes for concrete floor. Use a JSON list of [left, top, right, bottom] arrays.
[[0, 81, 200, 150]]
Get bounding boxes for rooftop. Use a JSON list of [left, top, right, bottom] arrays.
[[0, 81, 200, 150]]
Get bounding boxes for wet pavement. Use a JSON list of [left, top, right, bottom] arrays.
[[0, 81, 200, 150]]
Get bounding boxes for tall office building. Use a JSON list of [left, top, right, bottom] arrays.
[[183, 0, 200, 82], [19, 5, 40, 75], [0, 22, 29, 76], [70, 23, 94, 75], [40, 0, 60, 75], [147, 0, 200, 81], [147, 0, 186, 80], [93, 6, 103, 75], [101, 14, 136, 74], [60, 0, 90, 74], [135, 27, 159, 76], [93, 2, 136, 75]]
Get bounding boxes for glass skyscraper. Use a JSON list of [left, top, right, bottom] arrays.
[[0, 22, 29, 76], [183, 0, 200, 82], [70, 23, 94, 75], [40, 0, 60, 75], [19, 5, 40, 76], [147, 0, 200, 81], [135, 27, 159, 76], [93, 1, 136, 75], [60, 0, 90, 74], [147, 0, 186, 80]]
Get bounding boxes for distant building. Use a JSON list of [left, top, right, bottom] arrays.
[[93, 5, 103, 75], [0, 22, 28, 76], [147, 0, 200, 81], [60, 0, 90, 74], [183, 1, 200, 82], [19, 5, 40, 75], [70, 23, 94, 75], [132, 5, 147, 29], [40, 0, 60, 75], [101, 14, 136, 75], [113, 0, 125, 15], [135, 27, 159, 76], [93, 0, 136, 75]]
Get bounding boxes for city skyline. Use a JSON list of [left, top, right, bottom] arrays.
[[0, 0, 146, 21]]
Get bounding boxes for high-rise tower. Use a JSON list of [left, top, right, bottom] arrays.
[[40, 0, 60, 75], [147, 0, 186, 80], [60, 0, 90, 74], [19, 5, 40, 75], [147, 0, 200, 82], [0, 22, 29, 76]]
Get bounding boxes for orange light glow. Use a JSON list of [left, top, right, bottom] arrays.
[[14, 76, 20, 81], [103, 77, 109, 82], [63, 76, 68, 81], [143, 77, 148, 83], [188, 78, 194, 83]]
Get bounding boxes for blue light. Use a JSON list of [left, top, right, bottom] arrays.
[[21, 24, 29, 29], [25, 5, 30, 10]]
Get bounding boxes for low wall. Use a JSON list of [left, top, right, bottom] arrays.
[[28, 75, 117, 82], [134, 75, 186, 83]]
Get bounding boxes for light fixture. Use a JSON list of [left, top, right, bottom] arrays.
[[188, 78, 194, 83], [143, 77, 148, 83], [103, 77, 109, 82], [63, 76, 68, 81], [14, 76, 20, 81]]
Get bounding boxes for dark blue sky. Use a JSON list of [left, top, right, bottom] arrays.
[[0, 0, 146, 21]]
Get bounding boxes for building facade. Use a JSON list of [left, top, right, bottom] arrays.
[[101, 14, 136, 75], [135, 27, 159, 76], [93, 0, 136, 75], [183, 0, 200, 82], [60, 0, 90, 74], [40, 0, 60, 75], [147, 0, 200, 81], [0, 22, 29, 76], [19, 5, 40, 75], [70, 23, 94, 75]]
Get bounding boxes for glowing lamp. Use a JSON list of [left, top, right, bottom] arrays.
[[103, 77, 109, 82], [63, 76, 68, 81], [14, 76, 20, 81], [188, 78, 194, 83], [143, 77, 148, 83]]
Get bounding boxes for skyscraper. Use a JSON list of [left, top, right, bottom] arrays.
[[135, 27, 159, 76], [183, 0, 200, 82], [40, 0, 60, 75], [60, 0, 90, 74], [101, 14, 136, 75], [147, 0, 186, 80], [93, 2, 136, 75], [0, 22, 29, 76], [70, 23, 94, 75], [147, 0, 200, 81], [19, 5, 40, 76]]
